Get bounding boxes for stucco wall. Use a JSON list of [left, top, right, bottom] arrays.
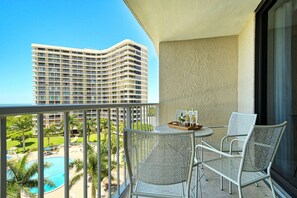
[[238, 15, 255, 113], [159, 36, 238, 131]]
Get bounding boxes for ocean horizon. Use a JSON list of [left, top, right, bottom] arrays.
[[0, 103, 36, 107]]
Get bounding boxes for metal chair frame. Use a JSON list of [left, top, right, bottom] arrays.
[[124, 129, 195, 198], [201, 112, 257, 190], [196, 121, 287, 198]]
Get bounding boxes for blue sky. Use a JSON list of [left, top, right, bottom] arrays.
[[0, 0, 159, 104]]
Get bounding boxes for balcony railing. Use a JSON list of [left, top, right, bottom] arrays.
[[0, 103, 158, 198]]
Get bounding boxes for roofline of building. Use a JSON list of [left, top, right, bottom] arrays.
[[31, 39, 147, 53]]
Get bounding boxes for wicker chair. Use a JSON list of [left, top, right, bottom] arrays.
[[196, 121, 287, 198], [124, 129, 195, 198]]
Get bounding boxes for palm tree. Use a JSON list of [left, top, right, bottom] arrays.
[[60, 114, 79, 138], [87, 118, 97, 141], [69, 143, 115, 198], [69, 114, 79, 136], [6, 153, 55, 198], [100, 118, 109, 134], [77, 118, 96, 141], [44, 123, 56, 146], [12, 115, 34, 153]]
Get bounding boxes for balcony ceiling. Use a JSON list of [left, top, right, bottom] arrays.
[[124, 0, 261, 53]]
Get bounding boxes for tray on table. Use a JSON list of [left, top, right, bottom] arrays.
[[168, 121, 203, 130]]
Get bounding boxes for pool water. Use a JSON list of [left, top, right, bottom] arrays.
[[29, 157, 72, 194]]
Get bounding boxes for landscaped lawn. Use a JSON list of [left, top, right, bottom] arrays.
[[75, 134, 98, 143], [7, 136, 65, 153]]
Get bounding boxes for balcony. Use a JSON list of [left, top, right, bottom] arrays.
[[0, 103, 158, 198], [120, 152, 275, 198], [1, 0, 296, 196], [1, 104, 278, 198]]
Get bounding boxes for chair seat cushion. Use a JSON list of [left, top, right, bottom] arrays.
[[202, 157, 269, 186]]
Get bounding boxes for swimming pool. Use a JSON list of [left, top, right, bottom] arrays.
[[29, 157, 72, 194]]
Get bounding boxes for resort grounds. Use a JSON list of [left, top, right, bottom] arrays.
[[16, 142, 125, 198]]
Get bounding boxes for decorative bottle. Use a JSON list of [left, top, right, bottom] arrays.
[[185, 111, 190, 127], [191, 113, 196, 126]]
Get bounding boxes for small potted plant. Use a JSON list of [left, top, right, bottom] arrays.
[[178, 113, 186, 125]]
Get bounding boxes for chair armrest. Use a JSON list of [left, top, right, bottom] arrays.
[[229, 138, 245, 154], [195, 144, 241, 158], [221, 134, 247, 146], [226, 134, 248, 137], [206, 125, 228, 129], [201, 140, 216, 150]]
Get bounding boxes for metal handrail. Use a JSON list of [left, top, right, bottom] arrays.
[[0, 103, 158, 116]]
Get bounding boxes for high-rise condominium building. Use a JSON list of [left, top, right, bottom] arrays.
[[32, 40, 148, 125]]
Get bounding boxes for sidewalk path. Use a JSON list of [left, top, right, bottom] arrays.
[[71, 136, 78, 143]]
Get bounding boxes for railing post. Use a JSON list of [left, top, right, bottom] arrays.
[[96, 109, 101, 198], [140, 106, 142, 130], [107, 108, 111, 198], [37, 114, 44, 198], [64, 112, 69, 198], [156, 105, 159, 127], [136, 106, 139, 130], [0, 117, 6, 198], [123, 108, 127, 186], [123, 107, 126, 129], [131, 106, 134, 129], [83, 111, 88, 198], [116, 108, 120, 195], [146, 105, 149, 129], [126, 107, 131, 129]]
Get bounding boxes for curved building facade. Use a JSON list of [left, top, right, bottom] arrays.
[[32, 39, 148, 124]]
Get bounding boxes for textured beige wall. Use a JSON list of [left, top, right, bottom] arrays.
[[238, 15, 255, 113], [159, 36, 238, 132]]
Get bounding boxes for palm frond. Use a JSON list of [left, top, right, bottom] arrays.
[[20, 153, 30, 169], [44, 178, 56, 188], [44, 161, 53, 169], [6, 182, 21, 198], [69, 159, 83, 172], [23, 162, 38, 181], [7, 160, 22, 181], [23, 180, 38, 188], [21, 187, 36, 198], [69, 173, 83, 188]]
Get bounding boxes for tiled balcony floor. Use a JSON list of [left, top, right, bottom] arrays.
[[121, 151, 274, 198]]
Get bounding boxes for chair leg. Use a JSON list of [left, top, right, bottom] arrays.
[[238, 186, 243, 198], [228, 181, 232, 194], [196, 166, 199, 197], [195, 165, 203, 198], [187, 182, 191, 198], [201, 139, 204, 169], [220, 176, 223, 190], [130, 184, 133, 198], [268, 177, 276, 198]]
